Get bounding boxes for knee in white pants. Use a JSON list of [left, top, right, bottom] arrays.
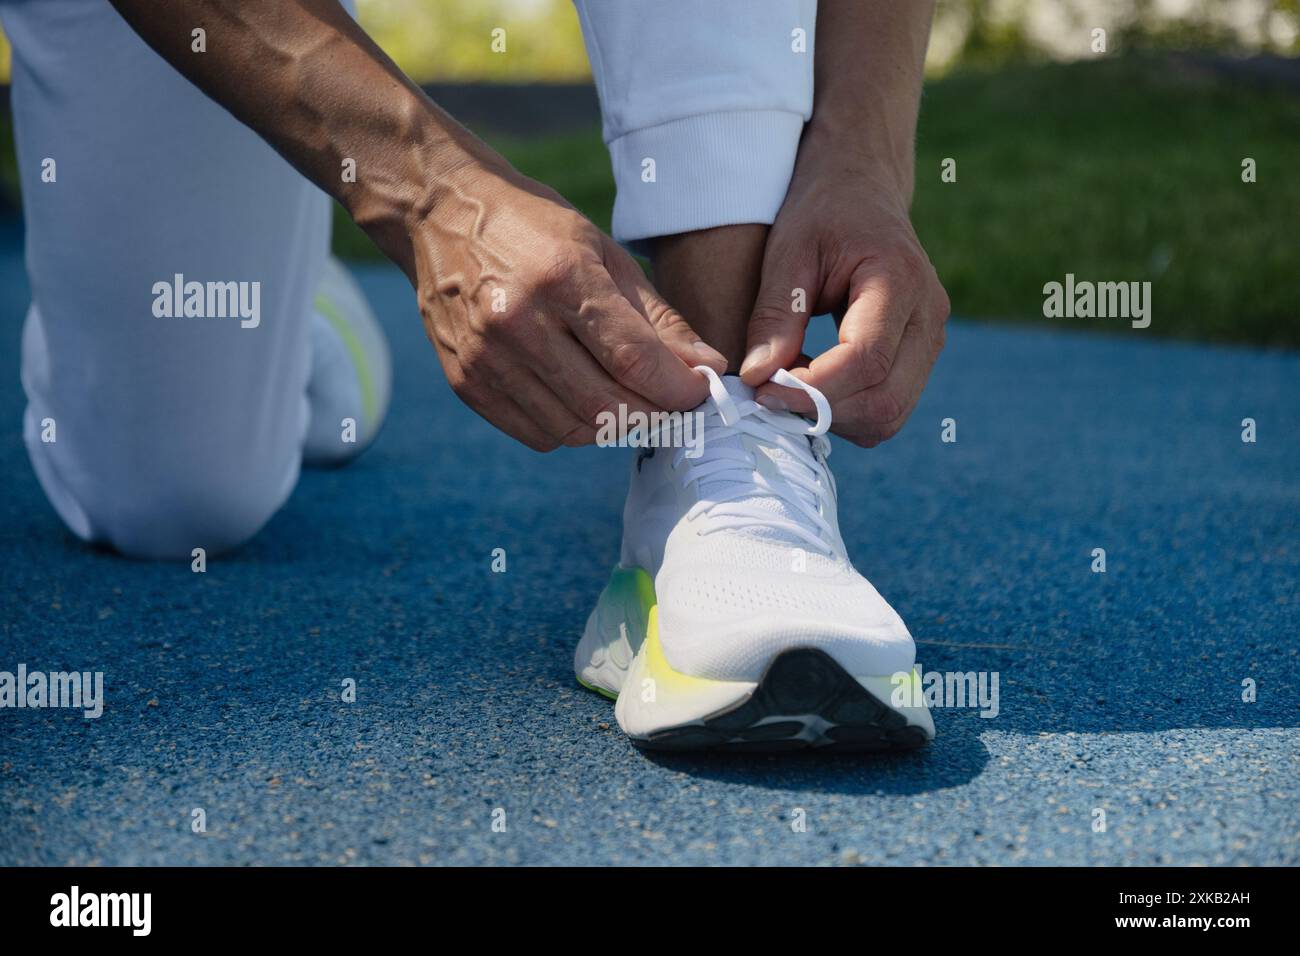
[[106, 462, 297, 562], [26, 405, 302, 563]]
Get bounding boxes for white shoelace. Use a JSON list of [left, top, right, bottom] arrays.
[[669, 366, 836, 554]]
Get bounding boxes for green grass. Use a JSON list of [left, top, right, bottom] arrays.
[[910, 56, 1300, 348]]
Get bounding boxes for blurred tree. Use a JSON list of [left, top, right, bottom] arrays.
[[0, 1, 1296, 86], [928, 0, 1298, 71], [948, 0, 1040, 67], [356, 0, 591, 83]]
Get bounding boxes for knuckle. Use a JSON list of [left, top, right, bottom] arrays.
[[644, 298, 683, 332], [846, 424, 891, 448], [608, 340, 658, 388], [535, 251, 583, 298], [657, 306, 688, 334], [854, 342, 894, 388], [934, 284, 953, 323], [751, 300, 795, 330], [448, 369, 479, 406], [561, 423, 597, 447], [572, 292, 624, 338], [527, 434, 561, 453], [457, 343, 489, 379], [866, 388, 906, 425], [933, 321, 948, 358], [582, 392, 623, 430], [482, 301, 531, 339]]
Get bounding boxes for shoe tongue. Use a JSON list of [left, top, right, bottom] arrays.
[[698, 377, 821, 547], [719, 374, 755, 404]]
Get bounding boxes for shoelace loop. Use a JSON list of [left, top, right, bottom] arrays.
[[696, 366, 831, 437], [669, 366, 837, 554]]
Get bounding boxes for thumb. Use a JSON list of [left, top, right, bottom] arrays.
[[739, 252, 817, 386]]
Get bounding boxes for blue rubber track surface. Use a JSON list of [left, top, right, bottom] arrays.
[[2, 232, 1297, 866]]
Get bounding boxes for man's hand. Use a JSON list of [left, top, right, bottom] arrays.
[[737, 0, 946, 447], [739, 142, 949, 447], [413, 167, 724, 451], [107, 0, 723, 452]]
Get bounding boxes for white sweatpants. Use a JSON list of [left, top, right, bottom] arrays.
[[574, 0, 816, 247], [2, 0, 814, 560], [3, 0, 328, 559]]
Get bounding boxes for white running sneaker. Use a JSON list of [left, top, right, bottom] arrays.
[[303, 256, 393, 467], [575, 367, 934, 751]]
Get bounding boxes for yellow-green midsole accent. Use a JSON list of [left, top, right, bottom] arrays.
[[574, 566, 657, 700], [576, 676, 619, 701], [578, 566, 744, 697], [609, 566, 656, 628], [315, 292, 377, 426]]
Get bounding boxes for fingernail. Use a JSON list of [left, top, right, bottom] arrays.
[[756, 394, 789, 412], [693, 341, 728, 367], [739, 344, 770, 377]]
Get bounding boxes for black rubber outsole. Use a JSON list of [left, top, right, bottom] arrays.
[[632, 648, 931, 753]]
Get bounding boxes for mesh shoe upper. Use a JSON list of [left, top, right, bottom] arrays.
[[621, 370, 917, 682]]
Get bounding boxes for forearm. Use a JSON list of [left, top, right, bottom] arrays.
[[108, 0, 509, 279], [805, 0, 935, 201]]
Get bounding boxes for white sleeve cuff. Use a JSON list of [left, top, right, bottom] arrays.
[[606, 109, 806, 251]]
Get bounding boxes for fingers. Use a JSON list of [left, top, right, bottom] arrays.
[[753, 352, 815, 414], [539, 328, 677, 440], [452, 360, 566, 452], [564, 263, 710, 412], [640, 295, 730, 375], [605, 239, 728, 375], [490, 392, 566, 452], [417, 179, 716, 449], [510, 368, 595, 447], [802, 256, 921, 403], [449, 318, 670, 450], [432, 252, 710, 448], [826, 310, 945, 447], [753, 263, 946, 445], [739, 244, 819, 386]]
